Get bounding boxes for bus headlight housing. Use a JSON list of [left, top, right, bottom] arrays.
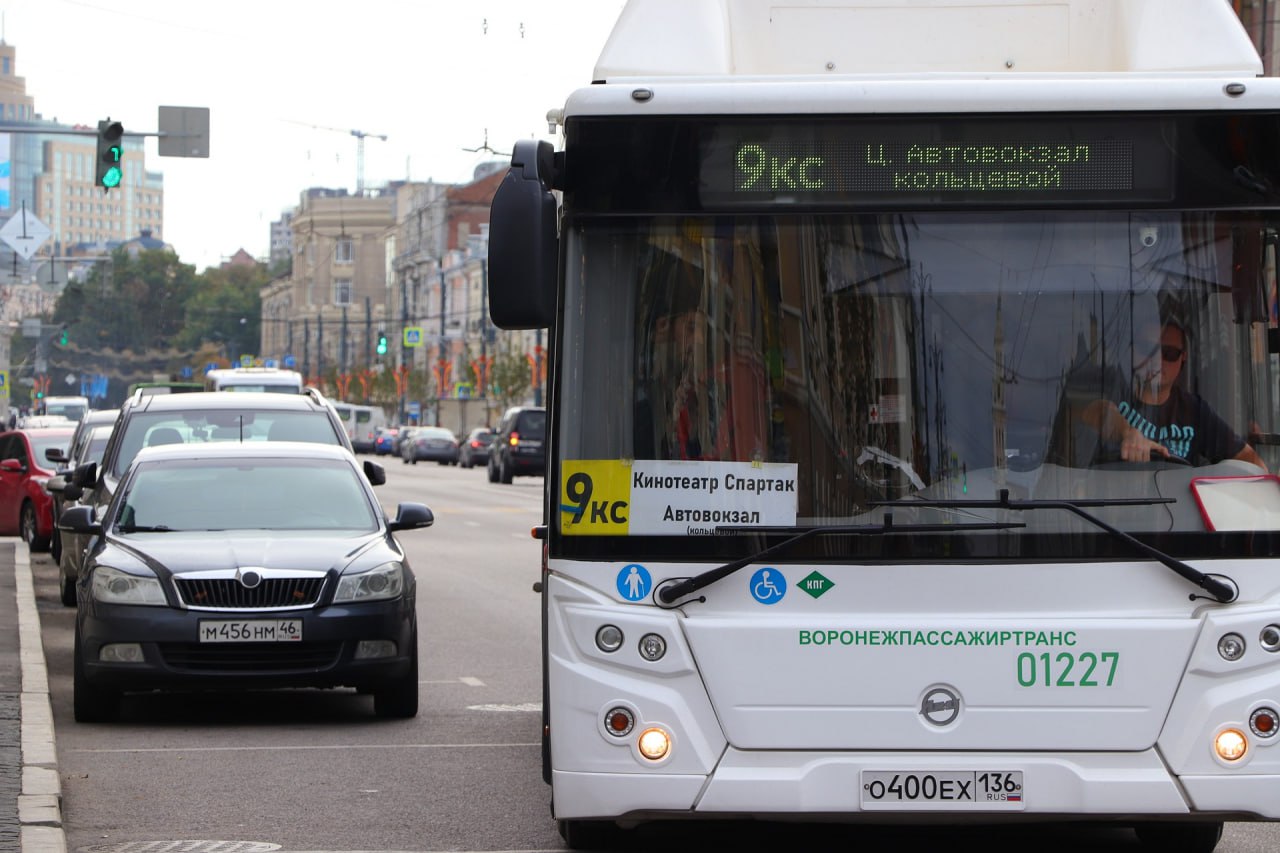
[[637, 726, 672, 761]]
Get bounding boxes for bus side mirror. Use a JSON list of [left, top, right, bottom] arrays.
[[489, 139, 558, 330]]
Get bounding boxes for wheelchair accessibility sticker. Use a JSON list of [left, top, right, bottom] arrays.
[[617, 563, 652, 602], [750, 567, 786, 605]]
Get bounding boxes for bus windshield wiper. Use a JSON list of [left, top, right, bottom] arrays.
[[655, 516, 1024, 605], [873, 489, 1237, 604]]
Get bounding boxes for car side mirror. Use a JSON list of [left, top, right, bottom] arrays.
[[387, 502, 434, 532], [71, 461, 97, 488], [46, 447, 69, 464], [62, 484, 83, 502], [59, 505, 102, 535], [364, 460, 386, 487], [0, 458, 23, 473]]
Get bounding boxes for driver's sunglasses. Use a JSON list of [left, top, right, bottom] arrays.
[[1161, 345, 1185, 362]]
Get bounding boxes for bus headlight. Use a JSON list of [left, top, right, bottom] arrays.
[[595, 625, 624, 653], [637, 726, 671, 761], [1214, 728, 1249, 762]]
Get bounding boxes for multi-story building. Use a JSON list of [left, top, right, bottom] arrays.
[[0, 39, 164, 261], [260, 187, 401, 379], [269, 210, 293, 271]]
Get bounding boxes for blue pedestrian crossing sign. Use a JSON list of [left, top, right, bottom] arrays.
[[404, 327, 423, 347], [0, 370, 8, 396]]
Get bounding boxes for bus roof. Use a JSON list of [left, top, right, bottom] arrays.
[[592, 0, 1262, 80]]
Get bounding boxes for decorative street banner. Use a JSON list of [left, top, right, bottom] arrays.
[[560, 459, 798, 536]]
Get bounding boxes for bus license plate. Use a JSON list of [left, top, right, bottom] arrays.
[[861, 771, 1023, 805], [199, 619, 302, 643]]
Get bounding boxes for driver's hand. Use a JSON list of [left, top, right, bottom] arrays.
[[1120, 427, 1167, 462]]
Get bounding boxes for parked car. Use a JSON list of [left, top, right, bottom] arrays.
[[48, 423, 115, 604], [64, 441, 434, 722], [458, 427, 495, 469], [401, 426, 459, 465], [61, 390, 378, 596], [488, 406, 547, 483], [373, 427, 400, 455], [0, 427, 74, 553]]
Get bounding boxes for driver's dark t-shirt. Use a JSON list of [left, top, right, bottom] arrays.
[[1104, 370, 1244, 463]]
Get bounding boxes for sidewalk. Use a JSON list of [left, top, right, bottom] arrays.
[[1, 541, 67, 852]]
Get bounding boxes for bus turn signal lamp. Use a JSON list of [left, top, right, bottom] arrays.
[[1250, 708, 1279, 739], [1214, 728, 1248, 762], [604, 707, 634, 737], [637, 727, 671, 761]]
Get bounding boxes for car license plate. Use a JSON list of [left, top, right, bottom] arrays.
[[861, 771, 1023, 805], [198, 619, 303, 643]]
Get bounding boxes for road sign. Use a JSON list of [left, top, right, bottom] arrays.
[[0, 370, 8, 396], [158, 106, 210, 158], [404, 327, 423, 347], [1, 209, 51, 260]]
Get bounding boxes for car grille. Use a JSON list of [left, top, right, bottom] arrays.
[[158, 642, 342, 672], [174, 576, 326, 609]]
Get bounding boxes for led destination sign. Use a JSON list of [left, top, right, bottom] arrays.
[[698, 119, 1174, 207], [733, 139, 1132, 194]]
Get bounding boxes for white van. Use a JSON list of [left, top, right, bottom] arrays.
[[39, 395, 91, 422]]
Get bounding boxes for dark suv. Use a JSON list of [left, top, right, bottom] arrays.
[[487, 406, 546, 484], [60, 389, 380, 588]]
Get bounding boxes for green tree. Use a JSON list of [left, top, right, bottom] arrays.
[[175, 263, 267, 361], [489, 345, 531, 413]]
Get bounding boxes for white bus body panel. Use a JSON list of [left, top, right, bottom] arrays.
[[547, 563, 1280, 819], [594, 0, 1260, 79]]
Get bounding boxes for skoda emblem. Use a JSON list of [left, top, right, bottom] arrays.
[[919, 685, 961, 727], [236, 569, 262, 589]]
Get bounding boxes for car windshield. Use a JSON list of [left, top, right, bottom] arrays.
[[116, 458, 379, 532], [111, 410, 343, 477]]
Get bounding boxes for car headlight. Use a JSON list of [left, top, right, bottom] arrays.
[[334, 562, 404, 603], [92, 565, 167, 606]]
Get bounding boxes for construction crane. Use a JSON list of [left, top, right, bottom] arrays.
[[285, 120, 388, 193]]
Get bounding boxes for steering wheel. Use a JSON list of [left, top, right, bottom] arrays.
[[1092, 443, 1192, 469]]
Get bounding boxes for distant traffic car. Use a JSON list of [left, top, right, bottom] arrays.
[[48, 423, 115, 604], [401, 426, 459, 465], [458, 428, 494, 469], [65, 441, 434, 723], [0, 427, 74, 553], [373, 427, 399, 455], [487, 406, 546, 484]]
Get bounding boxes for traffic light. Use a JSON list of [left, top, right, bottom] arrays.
[[58, 326, 68, 346], [376, 331, 388, 355], [95, 119, 125, 190]]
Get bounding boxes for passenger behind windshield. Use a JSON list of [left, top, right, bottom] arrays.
[[1055, 303, 1266, 470]]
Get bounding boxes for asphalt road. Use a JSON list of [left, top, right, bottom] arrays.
[[30, 460, 1280, 853]]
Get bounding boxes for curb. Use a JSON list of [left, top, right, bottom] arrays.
[[14, 545, 66, 853]]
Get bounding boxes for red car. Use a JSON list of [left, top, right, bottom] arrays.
[[0, 427, 74, 553]]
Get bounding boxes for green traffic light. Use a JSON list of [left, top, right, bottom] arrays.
[[101, 165, 122, 188], [376, 333, 388, 355]]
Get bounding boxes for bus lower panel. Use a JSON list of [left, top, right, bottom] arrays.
[[552, 750, 1280, 820]]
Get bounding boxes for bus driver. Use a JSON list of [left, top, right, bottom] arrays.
[[1078, 311, 1266, 469]]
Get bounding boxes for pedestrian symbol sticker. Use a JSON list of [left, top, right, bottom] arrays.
[[750, 567, 786, 605], [617, 564, 652, 602]]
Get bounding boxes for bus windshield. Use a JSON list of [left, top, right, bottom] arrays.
[[559, 210, 1280, 553]]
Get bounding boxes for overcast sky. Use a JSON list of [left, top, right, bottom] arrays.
[[4, 0, 627, 270]]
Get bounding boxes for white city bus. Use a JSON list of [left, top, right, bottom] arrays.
[[204, 367, 304, 394], [487, 1, 1280, 849]]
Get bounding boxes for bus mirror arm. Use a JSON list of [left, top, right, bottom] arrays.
[[655, 518, 1026, 606], [875, 491, 1239, 605]]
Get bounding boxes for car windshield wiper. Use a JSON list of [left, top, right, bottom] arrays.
[[116, 524, 174, 533], [873, 489, 1237, 604], [655, 516, 1024, 606]]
